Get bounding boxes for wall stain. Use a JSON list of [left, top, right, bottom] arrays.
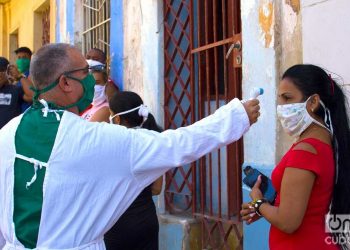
[[285, 0, 300, 13], [259, 2, 274, 48]]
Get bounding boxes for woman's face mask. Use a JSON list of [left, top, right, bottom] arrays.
[[277, 96, 332, 138], [92, 84, 107, 106]]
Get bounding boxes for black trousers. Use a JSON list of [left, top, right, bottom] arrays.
[[104, 192, 159, 250]]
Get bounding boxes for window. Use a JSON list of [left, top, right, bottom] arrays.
[[82, 0, 110, 58]]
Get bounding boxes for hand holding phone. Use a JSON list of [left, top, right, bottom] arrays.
[[243, 166, 276, 204]]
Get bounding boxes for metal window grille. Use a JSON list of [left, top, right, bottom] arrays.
[[42, 7, 50, 45], [82, 0, 110, 58], [164, 0, 243, 249]]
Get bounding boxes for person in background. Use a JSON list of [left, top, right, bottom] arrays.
[[7, 46, 34, 112], [15, 47, 32, 76], [0, 57, 22, 129], [80, 59, 110, 122], [85, 48, 119, 100], [241, 64, 350, 250], [106, 91, 163, 250]]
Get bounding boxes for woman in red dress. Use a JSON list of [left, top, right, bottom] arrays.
[[241, 64, 350, 250]]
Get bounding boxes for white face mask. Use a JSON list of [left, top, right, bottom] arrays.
[[277, 97, 333, 138], [109, 104, 149, 125], [92, 84, 106, 106]]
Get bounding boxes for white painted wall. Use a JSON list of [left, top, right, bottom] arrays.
[[241, 0, 279, 167], [302, 0, 350, 96], [123, 0, 164, 126], [139, 0, 164, 126]]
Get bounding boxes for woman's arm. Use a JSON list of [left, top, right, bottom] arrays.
[[258, 168, 315, 233], [151, 176, 163, 195], [89, 106, 110, 122], [242, 143, 317, 233]]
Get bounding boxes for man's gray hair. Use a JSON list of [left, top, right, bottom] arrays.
[[30, 43, 75, 89]]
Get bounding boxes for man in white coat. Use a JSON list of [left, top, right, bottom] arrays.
[[0, 43, 260, 249]]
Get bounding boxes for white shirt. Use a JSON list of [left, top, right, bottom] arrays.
[[0, 98, 249, 249]]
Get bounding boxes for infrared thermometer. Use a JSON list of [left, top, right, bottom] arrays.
[[250, 87, 264, 99], [241, 87, 264, 103]]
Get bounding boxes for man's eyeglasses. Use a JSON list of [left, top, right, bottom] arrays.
[[63, 66, 89, 76], [89, 64, 106, 72], [63, 65, 106, 76]]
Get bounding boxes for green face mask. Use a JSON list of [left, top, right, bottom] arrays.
[[16, 58, 30, 73], [32, 73, 96, 113]]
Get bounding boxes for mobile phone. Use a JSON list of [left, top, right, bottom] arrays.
[[243, 166, 276, 204]]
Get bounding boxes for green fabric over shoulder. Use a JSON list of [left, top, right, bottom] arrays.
[[14, 107, 62, 248]]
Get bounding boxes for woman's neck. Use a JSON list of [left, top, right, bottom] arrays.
[[298, 123, 332, 145]]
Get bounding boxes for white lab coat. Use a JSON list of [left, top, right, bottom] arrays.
[[0, 98, 249, 249]]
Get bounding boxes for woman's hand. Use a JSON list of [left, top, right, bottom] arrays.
[[250, 175, 264, 200], [240, 202, 261, 225]]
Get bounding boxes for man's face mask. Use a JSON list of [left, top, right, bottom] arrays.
[[31, 67, 96, 113], [277, 96, 332, 138], [16, 58, 30, 73], [64, 74, 96, 112]]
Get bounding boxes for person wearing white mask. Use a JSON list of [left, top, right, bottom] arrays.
[[106, 91, 163, 250], [80, 59, 110, 122], [240, 64, 350, 250]]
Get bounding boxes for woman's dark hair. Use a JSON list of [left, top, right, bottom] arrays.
[[109, 91, 162, 132], [283, 64, 350, 249]]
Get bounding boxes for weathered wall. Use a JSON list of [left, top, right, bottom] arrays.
[[122, 0, 164, 125], [109, 0, 124, 89], [0, 0, 55, 60], [242, 0, 279, 167], [241, 1, 303, 249], [123, 0, 143, 94], [302, 0, 350, 97], [241, 0, 279, 248], [0, 4, 7, 56], [276, 0, 303, 161]]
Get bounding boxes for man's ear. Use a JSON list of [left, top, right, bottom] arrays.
[[57, 75, 73, 93]]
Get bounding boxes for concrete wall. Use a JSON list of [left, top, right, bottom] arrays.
[[241, 1, 279, 249], [241, 1, 303, 249], [110, 0, 124, 90], [0, 0, 55, 60], [122, 0, 164, 124], [301, 0, 350, 96]]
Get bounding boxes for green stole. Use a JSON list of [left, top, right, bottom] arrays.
[[14, 105, 62, 248]]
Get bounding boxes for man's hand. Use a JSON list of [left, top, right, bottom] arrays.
[[242, 99, 260, 125], [7, 64, 22, 81]]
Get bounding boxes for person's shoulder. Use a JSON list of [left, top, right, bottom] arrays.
[[1, 84, 19, 93], [0, 115, 23, 137], [292, 142, 317, 155]]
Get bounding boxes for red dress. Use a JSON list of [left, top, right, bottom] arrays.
[[269, 138, 339, 250]]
